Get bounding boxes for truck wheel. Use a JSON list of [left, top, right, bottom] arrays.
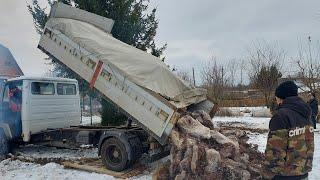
[[0, 129, 9, 159], [101, 138, 130, 172]]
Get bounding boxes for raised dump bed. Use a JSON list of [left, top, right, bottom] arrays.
[[38, 3, 213, 145]]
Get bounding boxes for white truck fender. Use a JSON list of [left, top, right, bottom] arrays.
[[0, 123, 13, 140]]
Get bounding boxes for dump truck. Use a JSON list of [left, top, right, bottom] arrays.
[[0, 2, 214, 172]]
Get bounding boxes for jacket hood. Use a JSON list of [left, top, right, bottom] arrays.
[[280, 96, 311, 118]]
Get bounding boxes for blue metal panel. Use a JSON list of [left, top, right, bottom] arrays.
[[0, 80, 22, 139], [0, 79, 4, 98]]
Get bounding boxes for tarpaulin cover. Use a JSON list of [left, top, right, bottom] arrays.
[[45, 18, 207, 105]]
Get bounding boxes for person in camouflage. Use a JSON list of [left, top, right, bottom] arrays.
[[263, 81, 314, 180]]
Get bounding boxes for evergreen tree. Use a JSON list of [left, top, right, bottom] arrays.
[[27, 0, 166, 125], [252, 65, 282, 108]]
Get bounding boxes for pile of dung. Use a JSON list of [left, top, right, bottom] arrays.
[[153, 110, 265, 180]]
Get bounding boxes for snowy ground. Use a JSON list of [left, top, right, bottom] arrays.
[[213, 116, 270, 130], [81, 116, 101, 126], [0, 159, 114, 180], [1, 115, 319, 179], [222, 106, 269, 114], [218, 106, 272, 117], [13, 144, 99, 160]]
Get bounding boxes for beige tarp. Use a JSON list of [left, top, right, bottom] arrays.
[[49, 3, 114, 33], [46, 18, 206, 105]]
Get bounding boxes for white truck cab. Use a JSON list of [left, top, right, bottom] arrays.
[[1, 76, 80, 142]]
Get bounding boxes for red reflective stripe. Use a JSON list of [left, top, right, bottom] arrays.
[[90, 60, 104, 89]]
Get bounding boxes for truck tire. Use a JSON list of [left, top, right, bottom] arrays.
[[0, 129, 9, 158], [101, 138, 130, 172]]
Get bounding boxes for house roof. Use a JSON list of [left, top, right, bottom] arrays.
[[0, 43, 23, 79]]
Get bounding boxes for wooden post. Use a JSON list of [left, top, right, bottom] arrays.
[[80, 82, 83, 124], [90, 95, 93, 125]]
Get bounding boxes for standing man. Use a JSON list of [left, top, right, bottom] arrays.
[[308, 92, 318, 129], [263, 81, 314, 180]]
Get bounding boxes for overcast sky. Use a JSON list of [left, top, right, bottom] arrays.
[[0, 0, 48, 76], [1, 0, 320, 83]]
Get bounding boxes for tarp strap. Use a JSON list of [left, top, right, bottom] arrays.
[[90, 60, 104, 89]]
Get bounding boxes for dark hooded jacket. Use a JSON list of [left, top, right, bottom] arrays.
[[265, 96, 314, 180]]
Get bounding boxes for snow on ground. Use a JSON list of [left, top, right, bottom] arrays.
[[14, 144, 98, 160], [226, 106, 268, 112], [81, 116, 101, 125], [247, 132, 268, 153], [0, 158, 154, 180], [219, 106, 271, 117], [213, 116, 270, 129], [0, 159, 114, 180]]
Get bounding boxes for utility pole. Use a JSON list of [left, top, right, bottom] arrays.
[[221, 67, 224, 86], [192, 68, 196, 87], [240, 68, 243, 89], [308, 36, 314, 91], [240, 60, 243, 87]]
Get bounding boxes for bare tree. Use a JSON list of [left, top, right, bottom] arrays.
[[227, 59, 238, 87], [201, 57, 229, 101], [248, 40, 285, 107], [294, 36, 320, 92], [177, 69, 193, 86], [239, 59, 247, 86]]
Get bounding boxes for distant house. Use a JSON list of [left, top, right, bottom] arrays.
[[0, 43, 24, 94], [279, 77, 320, 93], [224, 89, 264, 100]]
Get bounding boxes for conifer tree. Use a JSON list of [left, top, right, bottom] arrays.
[[28, 0, 166, 125]]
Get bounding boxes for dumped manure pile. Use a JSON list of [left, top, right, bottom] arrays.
[[154, 111, 265, 180]]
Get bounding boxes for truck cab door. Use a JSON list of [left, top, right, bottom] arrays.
[[1, 81, 23, 139], [1, 85, 11, 122], [0, 80, 4, 121]]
